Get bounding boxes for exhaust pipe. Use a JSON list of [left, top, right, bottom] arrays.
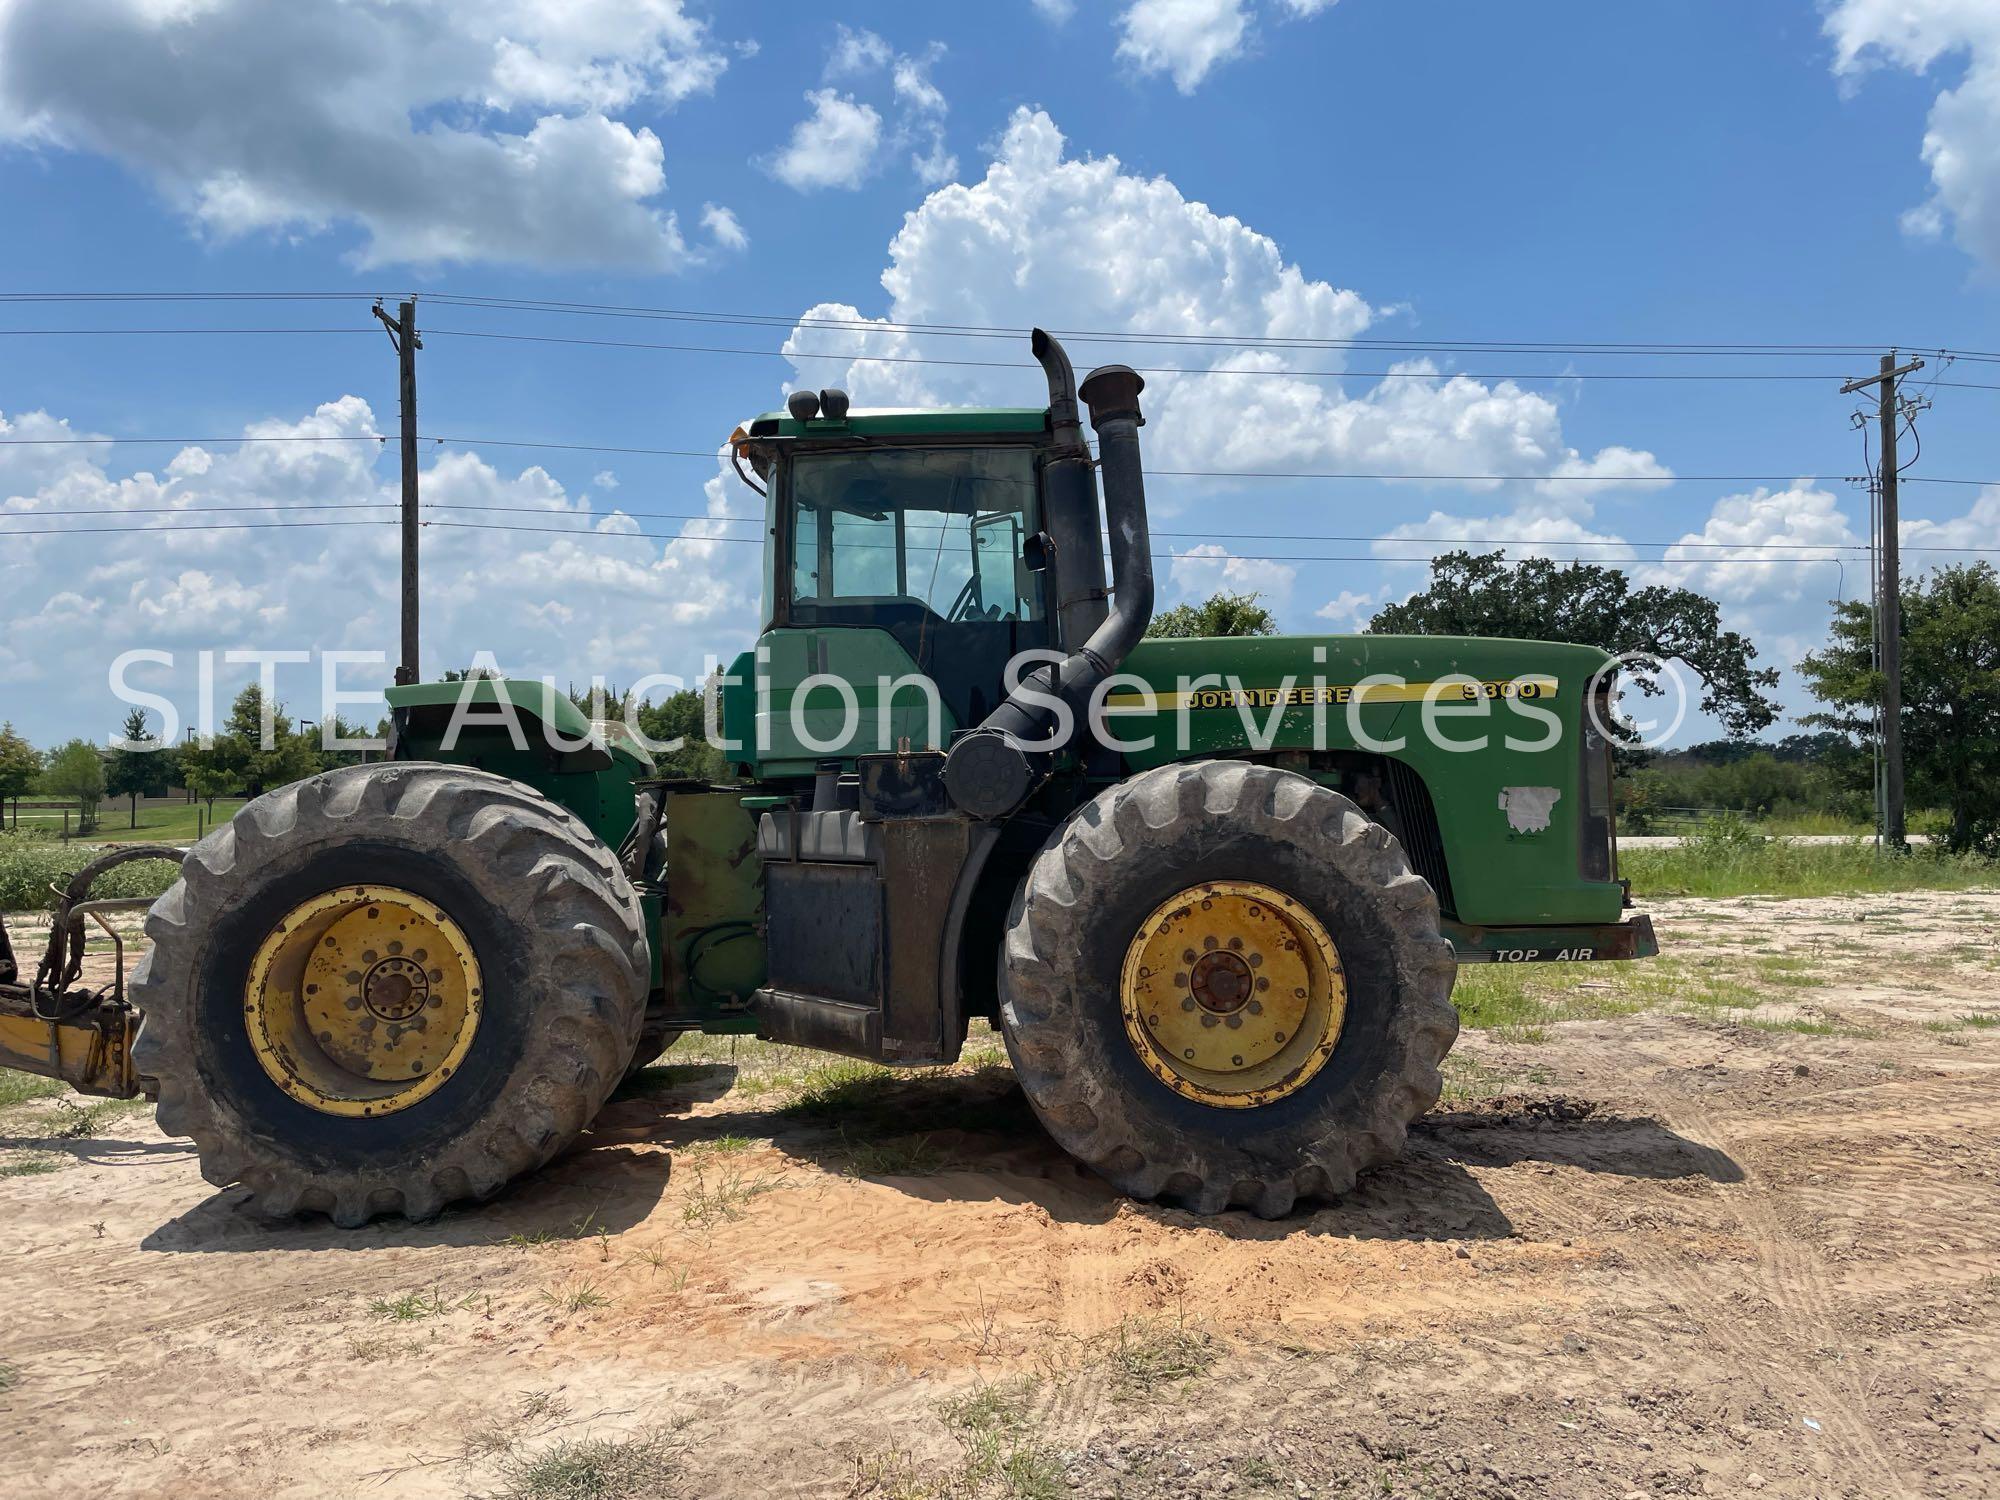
[[943, 352, 1152, 819], [1033, 331, 1109, 648]]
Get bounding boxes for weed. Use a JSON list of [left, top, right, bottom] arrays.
[[1240, 1455, 1280, 1488], [940, 1379, 1063, 1500], [33, 1096, 145, 1140], [490, 1429, 680, 1500], [1743, 1016, 1853, 1037], [843, 1131, 950, 1178], [0, 1362, 15, 1392], [683, 1133, 754, 1157], [1962, 1013, 2000, 1029], [1101, 1308, 1218, 1390], [0, 1151, 64, 1177], [501, 1228, 562, 1249], [537, 1279, 610, 1314], [368, 1285, 477, 1322], [783, 1061, 897, 1120], [679, 1168, 780, 1229], [0, 1069, 66, 1109]]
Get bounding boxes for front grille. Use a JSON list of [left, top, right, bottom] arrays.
[[1384, 758, 1456, 916]]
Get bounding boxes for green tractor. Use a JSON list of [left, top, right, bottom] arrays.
[[0, 332, 1654, 1224]]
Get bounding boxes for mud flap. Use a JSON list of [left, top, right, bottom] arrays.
[[1443, 915, 1658, 964]]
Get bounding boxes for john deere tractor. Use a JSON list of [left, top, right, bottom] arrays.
[[0, 332, 1654, 1224]]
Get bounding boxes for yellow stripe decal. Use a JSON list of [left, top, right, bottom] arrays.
[[1100, 676, 1560, 713]]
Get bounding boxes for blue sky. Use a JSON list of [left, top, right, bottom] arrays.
[[2, 0, 1997, 747]]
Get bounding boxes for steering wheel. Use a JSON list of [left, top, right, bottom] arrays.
[[945, 574, 984, 623]]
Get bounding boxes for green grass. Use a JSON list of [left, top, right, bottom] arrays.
[[938, 1380, 1064, 1500], [0, 833, 184, 913], [5, 800, 247, 845], [841, 1130, 951, 1178], [1743, 1016, 1863, 1038], [1962, 1013, 2000, 1029], [1622, 838, 2000, 900], [0, 1151, 65, 1177], [0, 1069, 67, 1109], [31, 1096, 149, 1139]]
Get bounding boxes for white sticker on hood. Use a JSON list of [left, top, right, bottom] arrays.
[[1498, 786, 1561, 833]]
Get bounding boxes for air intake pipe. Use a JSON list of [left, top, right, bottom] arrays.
[[943, 357, 1153, 819]]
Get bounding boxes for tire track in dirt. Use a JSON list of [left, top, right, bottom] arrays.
[[1521, 1034, 1936, 1497]]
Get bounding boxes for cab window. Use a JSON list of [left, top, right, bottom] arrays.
[[787, 447, 1041, 623]]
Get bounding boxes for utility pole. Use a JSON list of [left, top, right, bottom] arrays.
[[1841, 351, 1924, 850], [373, 299, 422, 685]]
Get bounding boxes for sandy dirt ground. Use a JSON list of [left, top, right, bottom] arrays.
[[2, 890, 1998, 1499]]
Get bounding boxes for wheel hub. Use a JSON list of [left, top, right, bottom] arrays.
[[243, 885, 482, 1117], [1119, 880, 1346, 1108]]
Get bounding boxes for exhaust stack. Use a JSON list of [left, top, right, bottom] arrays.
[[943, 347, 1152, 819]]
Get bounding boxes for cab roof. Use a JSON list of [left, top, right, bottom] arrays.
[[744, 406, 1049, 440]]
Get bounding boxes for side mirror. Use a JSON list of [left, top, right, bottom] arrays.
[[1022, 531, 1054, 573]]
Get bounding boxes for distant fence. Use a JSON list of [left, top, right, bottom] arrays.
[[1621, 805, 1736, 833]]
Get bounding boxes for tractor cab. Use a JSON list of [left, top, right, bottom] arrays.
[[725, 338, 1123, 781]]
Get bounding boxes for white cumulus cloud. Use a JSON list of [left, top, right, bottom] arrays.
[[1117, 0, 1251, 93], [782, 110, 1660, 498], [0, 0, 734, 271], [701, 201, 749, 252], [766, 89, 885, 191], [0, 398, 763, 740], [1825, 0, 2000, 271]]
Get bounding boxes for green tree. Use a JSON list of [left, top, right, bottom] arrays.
[[183, 764, 232, 818], [0, 721, 38, 828], [1146, 591, 1279, 639], [633, 687, 727, 780], [178, 685, 322, 803], [1370, 550, 1782, 737], [1799, 562, 2000, 854], [106, 707, 177, 828], [42, 738, 106, 833]]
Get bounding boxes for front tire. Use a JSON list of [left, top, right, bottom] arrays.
[[998, 760, 1458, 1218], [131, 763, 649, 1226]]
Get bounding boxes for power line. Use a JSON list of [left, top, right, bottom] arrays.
[[0, 434, 386, 446], [0, 519, 390, 536], [405, 516, 1898, 566], [8, 289, 1983, 358], [0, 499, 1962, 555], [0, 502, 395, 518], [0, 327, 370, 336], [15, 428, 2000, 494], [418, 327, 2000, 388], [407, 501, 1984, 554]]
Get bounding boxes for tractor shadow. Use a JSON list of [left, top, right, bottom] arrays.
[[604, 1063, 1741, 1245], [139, 1134, 676, 1255]]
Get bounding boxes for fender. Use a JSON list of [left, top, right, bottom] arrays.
[[384, 678, 654, 853]]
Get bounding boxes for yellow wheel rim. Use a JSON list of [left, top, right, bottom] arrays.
[[1119, 880, 1346, 1109], [243, 885, 483, 1117]]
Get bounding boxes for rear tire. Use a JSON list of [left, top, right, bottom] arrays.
[[998, 760, 1457, 1218], [131, 763, 649, 1226]]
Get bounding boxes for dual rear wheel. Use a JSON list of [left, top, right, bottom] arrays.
[[998, 760, 1459, 1218], [131, 764, 649, 1227]]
